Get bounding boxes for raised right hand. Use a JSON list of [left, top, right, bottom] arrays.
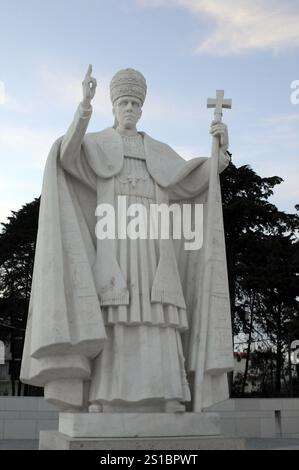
[[82, 64, 97, 107]]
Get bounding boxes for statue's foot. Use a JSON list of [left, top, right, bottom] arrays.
[[88, 402, 103, 413], [164, 400, 185, 413]]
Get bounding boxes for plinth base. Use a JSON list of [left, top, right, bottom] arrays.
[[39, 430, 246, 450], [59, 412, 220, 438]]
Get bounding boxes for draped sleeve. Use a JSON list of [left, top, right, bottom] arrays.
[[168, 151, 230, 201], [60, 103, 96, 189]]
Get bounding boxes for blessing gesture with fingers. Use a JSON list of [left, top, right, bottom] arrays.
[[82, 64, 97, 108]]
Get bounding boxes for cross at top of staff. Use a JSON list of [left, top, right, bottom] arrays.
[[207, 90, 232, 122]]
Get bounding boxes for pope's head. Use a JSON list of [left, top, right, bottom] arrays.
[[110, 68, 147, 130]]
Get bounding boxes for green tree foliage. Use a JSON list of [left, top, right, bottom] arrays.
[[221, 163, 299, 396], [0, 199, 40, 395]]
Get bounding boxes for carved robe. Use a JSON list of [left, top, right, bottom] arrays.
[[21, 104, 234, 411]]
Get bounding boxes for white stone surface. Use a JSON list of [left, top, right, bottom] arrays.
[[39, 431, 246, 450], [1, 397, 299, 440], [3, 397, 39, 411], [59, 412, 220, 438], [281, 411, 299, 435], [4, 420, 36, 440], [208, 398, 299, 438], [0, 419, 4, 440], [0, 397, 58, 440], [0, 411, 19, 420], [260, 417, 276, 437], [281, 399, 299, 410], [20, 67, 233, 417], [36, 420, 59, 435]]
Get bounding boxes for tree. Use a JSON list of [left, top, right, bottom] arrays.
[[0, 199, 40, 395], [221, 163, 299, 396]]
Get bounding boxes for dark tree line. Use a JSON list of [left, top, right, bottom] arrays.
[[0, 162, 298, 396], [220, 163, 299, 396], [0, 199, 41, 395]]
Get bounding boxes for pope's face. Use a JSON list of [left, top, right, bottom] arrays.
[[113, 96, 142, 129]]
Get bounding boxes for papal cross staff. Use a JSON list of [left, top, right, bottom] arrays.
[[193, 90, 232, 412]]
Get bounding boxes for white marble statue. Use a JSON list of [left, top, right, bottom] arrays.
[[21, 67, 234, 413]]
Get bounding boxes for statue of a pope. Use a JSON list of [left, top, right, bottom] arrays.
[[21, 66, 234, 413]]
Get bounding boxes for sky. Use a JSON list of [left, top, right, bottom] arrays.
[[0, 0, 299, 224]]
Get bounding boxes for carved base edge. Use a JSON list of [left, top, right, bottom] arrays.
[[58, 411, 220, 438], [39, 430, 247, 450]]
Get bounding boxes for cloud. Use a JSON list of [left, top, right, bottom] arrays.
[[138, 0, 299, 55]]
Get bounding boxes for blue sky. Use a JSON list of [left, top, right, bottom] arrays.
[[0, 0, 299, 223]]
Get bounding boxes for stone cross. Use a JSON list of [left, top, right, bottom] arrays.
[[207, 90, 232, 123]]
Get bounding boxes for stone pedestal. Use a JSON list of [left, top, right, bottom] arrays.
[[38, 411, 248, 450], [58, 412, 220, 438], [39, 431, 246, 450]]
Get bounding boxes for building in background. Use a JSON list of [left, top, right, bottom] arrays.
[[0, 343, 12, 395]]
